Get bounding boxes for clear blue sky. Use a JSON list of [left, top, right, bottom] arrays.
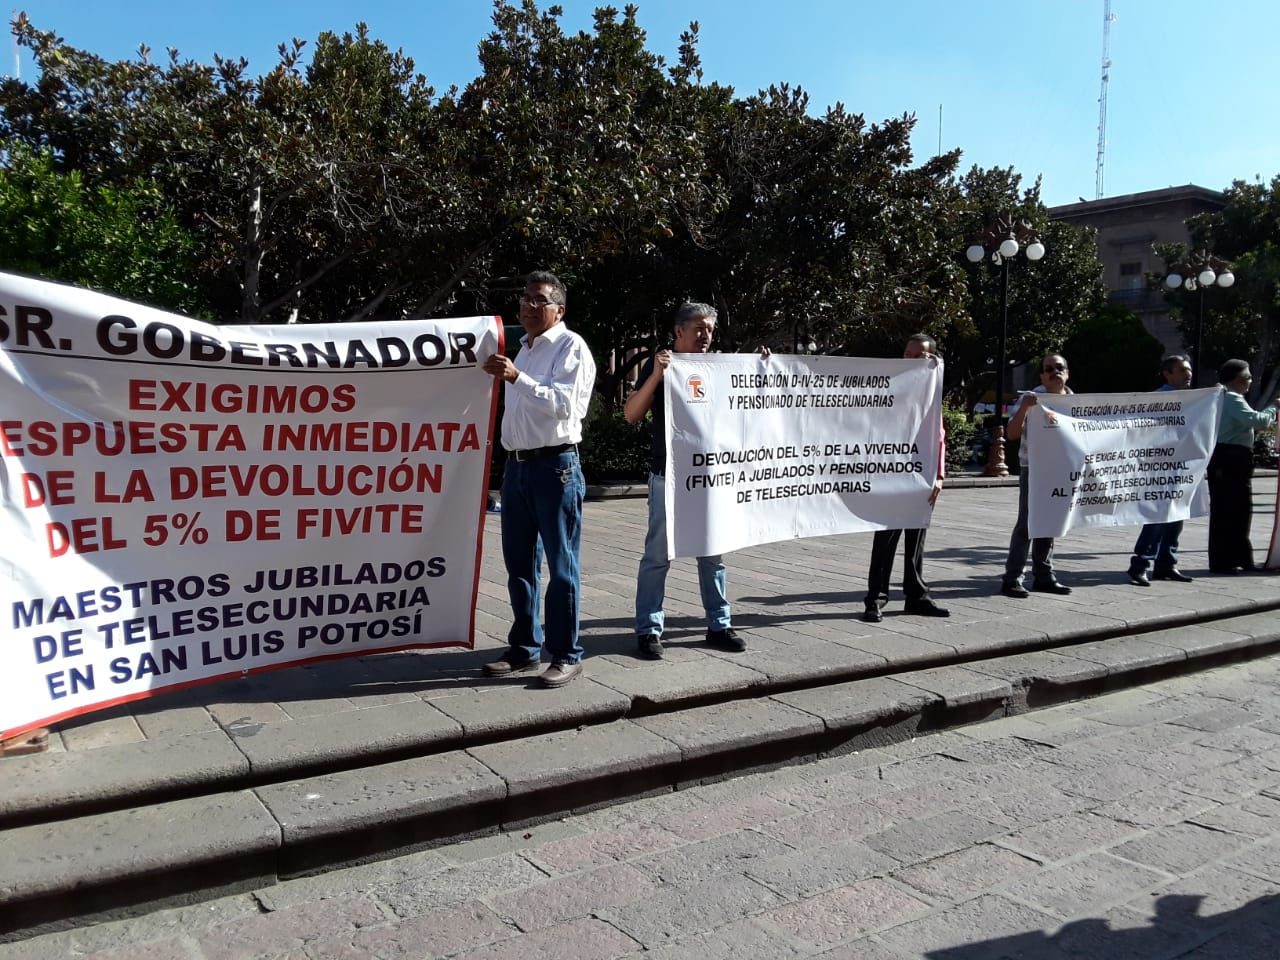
[[14, 0, 1279, 208]]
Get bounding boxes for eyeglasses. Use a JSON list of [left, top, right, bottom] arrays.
[[1042, 363, 1067, 373], [519, 295, 562, 308]]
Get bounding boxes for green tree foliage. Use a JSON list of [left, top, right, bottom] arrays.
[[1161, 175, 1280, 403], [0, 144, 199, 311], [1, 0, 1115, 414], [1061, 305, 1165, 393], [950, 166, 1107, 410]]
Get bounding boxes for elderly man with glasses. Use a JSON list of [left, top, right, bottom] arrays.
[[481, 270, 597, 687], [999, 352, 1074, 598]]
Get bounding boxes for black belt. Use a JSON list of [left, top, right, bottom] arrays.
[[510, 443, 576, 463]]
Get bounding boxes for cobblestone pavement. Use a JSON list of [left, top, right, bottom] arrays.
[[8, 652, 1280, 959]]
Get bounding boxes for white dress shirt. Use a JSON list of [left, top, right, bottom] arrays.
[[501, 321, 597, 451]]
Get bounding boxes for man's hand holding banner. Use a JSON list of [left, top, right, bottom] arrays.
[[664, 354, 944, 558]]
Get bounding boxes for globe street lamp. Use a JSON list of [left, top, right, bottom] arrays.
[[1163, 250, 1234, 385], [965, 216, 1046, 477]]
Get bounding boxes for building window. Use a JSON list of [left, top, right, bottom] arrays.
[[1119, 261, 1144, 290]]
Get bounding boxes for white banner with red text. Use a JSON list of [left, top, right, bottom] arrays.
[[0, 272, 500, 739], [1024, 388, 1222, 539], [664, 354, 943, 558]]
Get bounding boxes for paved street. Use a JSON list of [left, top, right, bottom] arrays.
[[5, 477, 1280, 955], [7, 652, 1280, 959]]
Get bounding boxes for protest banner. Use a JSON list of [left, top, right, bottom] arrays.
[[664, 354, 942, 558], [1024, 388, 1222, 539], [0, 272, 500, 739]]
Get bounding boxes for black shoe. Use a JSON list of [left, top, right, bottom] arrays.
[[1000, 582, 1029, 599], [482, 652, 541, 677], [1031, 579, 1072, 595], [1128, 568, 1151, 587], [1153, 568, 1193, 583], [637, 633, 665, 659], [862, 606, 883, 623], [706, 627, 747, 652], [903, 598, 950, 618]]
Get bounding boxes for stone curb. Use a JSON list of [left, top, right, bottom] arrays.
[[4, 615, 1280, 940], [3, 599, 1278, 836]]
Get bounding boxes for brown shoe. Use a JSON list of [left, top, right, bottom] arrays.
[[482, 652, 541, 677], [540, 661, 582, 687]]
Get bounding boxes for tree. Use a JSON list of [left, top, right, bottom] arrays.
[[0, 144, 200, 311], [1061, 305, 1164, 393], [950, 166, 1107, 410], [1164, 175, 1280, 403]]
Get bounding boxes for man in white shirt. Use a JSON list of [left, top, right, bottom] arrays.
[[481, 271, 597, 687]]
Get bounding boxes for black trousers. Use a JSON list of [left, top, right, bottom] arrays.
[[864, 528, 930, 608], [1207, 443, 1257, 571]]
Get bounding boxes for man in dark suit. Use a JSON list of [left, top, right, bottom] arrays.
[[863, 333, 949, 623]]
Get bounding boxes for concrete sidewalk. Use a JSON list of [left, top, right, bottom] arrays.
[[4, 476, 1280, 938]]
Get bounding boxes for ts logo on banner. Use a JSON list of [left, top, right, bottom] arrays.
[[685, 374, 708, 402]]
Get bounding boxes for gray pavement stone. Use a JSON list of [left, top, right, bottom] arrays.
[[892, 665, 1014, 710], [874, 893, 1060, 958], [466, 721, 682, 825], [444, 916, 639, 960], [231, 699, 463, 776], [757, 879, 932, 949], [305, 900, 517, 960], [195, 892, 387, 960], [484, 862, 656, 930], [892, 843, 1041, 900], [376, 852, 550, 916], [996, 812, 1138, 862], [862, 810, 1007, 865], [757, 800, 893, 849], [57, 713, 146, 751], [523, 822, 686, 875], [631, 829, 795, 886], [1191, 793, 1280, 838], [255, 749, 504, 848], [743, 838, 899, 899], [0, 730, 249, 822], [600, 873, 782, 948], [772, 676, 939, 735], [1062, 636, 1188, 675], [425, 680, 629, 740], [131, 705, 222, 740], [1111, 821, 1252, 875], [1011, 851, 1171, 920], [659, 793, 800, 842], [0, 791, 280, 903], [633, 697, 824, 767], [618, 917, 806, 960], [967, 650, 1107, 690], [436, 820, 585, 866]]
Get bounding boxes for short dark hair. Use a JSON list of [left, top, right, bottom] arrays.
[[1219, 358, 1250, 385], [525, 270, 566, 306], [1161, 354, 1191, 374], [907, 332, 936, 354], [674, 302, 716, 329]]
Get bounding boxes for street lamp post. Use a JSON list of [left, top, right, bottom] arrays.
[[1163, 250, 1234, 385], [965, 216, 1046, 477]]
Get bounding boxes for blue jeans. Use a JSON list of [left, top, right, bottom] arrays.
[[1130, 520, 1183, 573], [635, 473, 730, 636], [500, 450, 585, 664]]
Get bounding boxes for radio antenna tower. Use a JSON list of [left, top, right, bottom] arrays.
[[1095, 0, 1116, 200]]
